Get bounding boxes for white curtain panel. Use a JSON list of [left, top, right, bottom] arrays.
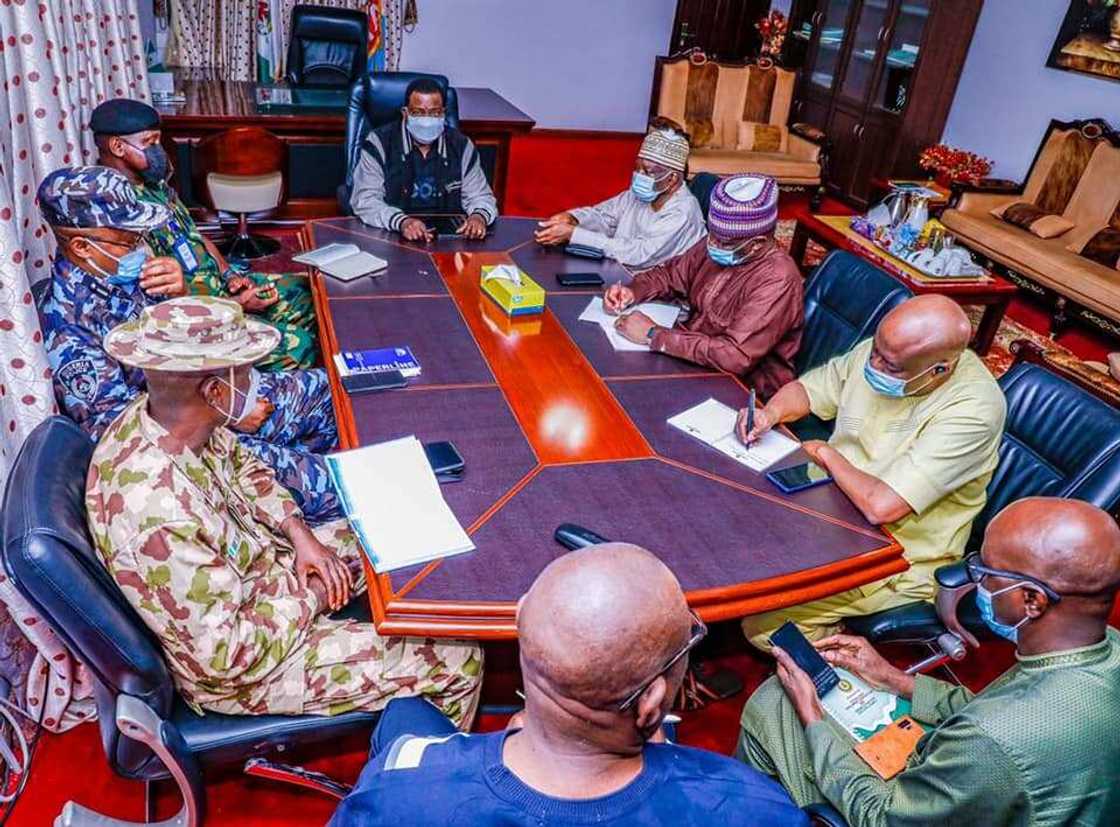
[[0, 0, 149, 732]]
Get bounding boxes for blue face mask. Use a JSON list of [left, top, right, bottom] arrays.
[[87, 239, 151, 286], [975, 583, 1029, 642], [863, 359, 946, 398], [631, 170, 667, 203], [406, 115, 445, 145]]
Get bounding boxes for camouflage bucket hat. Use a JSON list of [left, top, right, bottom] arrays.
[[104, 296, 280, 371]]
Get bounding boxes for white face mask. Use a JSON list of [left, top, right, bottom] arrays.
[[206, 366, 261, 426]]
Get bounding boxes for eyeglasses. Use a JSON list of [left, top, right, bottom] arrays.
[[964, 552, 1062, 603], [617, 610, 707, 711]]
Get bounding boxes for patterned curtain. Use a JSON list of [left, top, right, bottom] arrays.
[[166, 0, 256, 81], [0, 0, 149, 733]]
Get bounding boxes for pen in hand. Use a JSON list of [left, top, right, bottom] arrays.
[[744, 389, 756, 449]]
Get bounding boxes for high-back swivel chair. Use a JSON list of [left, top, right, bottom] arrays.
[[0, 417, 377, 826], [285, 5, 368, 87]]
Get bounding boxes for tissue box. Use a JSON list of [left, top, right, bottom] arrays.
[[480, 265, 545, 316]]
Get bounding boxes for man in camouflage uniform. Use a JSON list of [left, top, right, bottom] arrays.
[[37, 165, 341, 522], [86, 295, 483, 725], [90, 97, 318, 371]]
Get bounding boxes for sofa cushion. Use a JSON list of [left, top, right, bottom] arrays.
[[1021, 128, 1099, 216], [689, 148, 819, 182], [990, 201, 1074, 239], [737, 121, 788, 153], [1075, 226, 1120, 270], [943, 208, 1120, 316]]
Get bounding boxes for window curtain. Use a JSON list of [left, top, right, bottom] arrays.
[[0, 0, 149, 734]]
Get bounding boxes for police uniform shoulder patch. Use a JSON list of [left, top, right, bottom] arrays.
[[57, 358, 97, 403]]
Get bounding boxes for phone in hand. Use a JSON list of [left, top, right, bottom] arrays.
[[556, 272, 605, 287], [769, 621, 840, 697], [766, 461, 834, 494], [341, 370, 407, 394]]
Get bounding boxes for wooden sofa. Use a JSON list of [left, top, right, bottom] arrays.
[[942, 118, 1120, 339], [650, 55, 829, 207]]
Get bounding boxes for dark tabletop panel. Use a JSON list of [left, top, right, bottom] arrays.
[[328, 296, 494, 387], [347, 386, 537, 591], [606, 376, 874, 528], [548, 293, 712, 379], [510, 242, 633, 290], [310, 223, 445, 298], [316, 216, 538, 254], [404, 459, 888, 603]]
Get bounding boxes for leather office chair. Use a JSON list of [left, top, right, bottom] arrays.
[[195, 127, 287, 261], [285, 5, 367, 87], [847, 348, 1120, 660], [1, 417, 377, 826], [688, 172, 720, 222], [339, 71, 461, 212], [790, 250, 912, 440]]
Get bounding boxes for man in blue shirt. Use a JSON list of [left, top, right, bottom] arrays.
[[330, 543, 807, 826], [36, 165, 342, 522]]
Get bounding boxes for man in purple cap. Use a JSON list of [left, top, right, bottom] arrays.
[[604, 174, 802, 397]]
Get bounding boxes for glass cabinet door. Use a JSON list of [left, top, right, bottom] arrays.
[[874, 0, 931, 113], [808, 0, 854, 93], [839, 0, 891, 102]]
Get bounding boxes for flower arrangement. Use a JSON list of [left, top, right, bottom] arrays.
[[756, 11, 789, 61], [918, 144, 993, 186]]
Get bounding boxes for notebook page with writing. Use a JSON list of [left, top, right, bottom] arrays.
[[667, 398, 799, 472]]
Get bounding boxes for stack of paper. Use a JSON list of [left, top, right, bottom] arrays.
[[294, 243, 388, 281], [578, 297, 683, 352], [667, 397, 799, 472], [326, 436, 474, 572]]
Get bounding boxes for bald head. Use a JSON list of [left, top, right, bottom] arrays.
[[874, 295, 971, 377], [518, 543, 691, 709], [984, 498, 1120, 598]]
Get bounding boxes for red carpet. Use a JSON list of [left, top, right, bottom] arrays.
[[10, 134, 1119, 826]]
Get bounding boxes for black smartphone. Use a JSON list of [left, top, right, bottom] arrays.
[[769, 621, 840, 697], [341, 370, 407, 394], [556, 272, 605, 287], [766, 461, 834, 494], [423, 440, 465, 482], [564, 243, 605, 260]]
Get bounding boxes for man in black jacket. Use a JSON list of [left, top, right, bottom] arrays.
[[349, 78, 497, 241]]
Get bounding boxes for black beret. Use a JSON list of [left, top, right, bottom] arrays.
[[89, 98, 161, 136]]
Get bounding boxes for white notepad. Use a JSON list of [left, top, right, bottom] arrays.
[[578, 297, 683, 352], [667, 397, 799, 472], [294, 243, 388, 281], [326, 436, 474, 572]]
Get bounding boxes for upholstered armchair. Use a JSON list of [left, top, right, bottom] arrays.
[[650, 55, 828, 208]]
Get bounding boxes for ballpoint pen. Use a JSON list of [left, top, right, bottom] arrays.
[[745, 389, 756, 449]]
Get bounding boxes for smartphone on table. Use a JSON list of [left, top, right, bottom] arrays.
[[556, 272, 605, 287], [769, 621, 840, 697], [765, 461, 833, 494], [341, 370, 408, 394]]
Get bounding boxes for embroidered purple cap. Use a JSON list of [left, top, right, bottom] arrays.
[[707, 174, 779, 240]]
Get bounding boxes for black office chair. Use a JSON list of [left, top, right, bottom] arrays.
[[0, 417, 378, 826], [789, 250, 912, 440], [285, 5, 368, 87], [338, 71, 461, 211], [688, 172, 720, 221], [848, 351, 1120, 663]]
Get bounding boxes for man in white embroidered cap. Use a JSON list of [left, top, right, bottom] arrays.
[[84, 295, 484, 725], [534, 118, 706, 271]]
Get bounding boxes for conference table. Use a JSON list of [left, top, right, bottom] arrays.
[[304, 216, 908, 640]]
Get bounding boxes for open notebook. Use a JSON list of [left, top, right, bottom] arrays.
[[326, 436, 474, 572], [294, 243, 388, 281], [667, 397, 799, 472], [578, 297, 683, 352]]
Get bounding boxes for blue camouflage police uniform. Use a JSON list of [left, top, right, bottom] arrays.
[[36, 165, 342, 523]]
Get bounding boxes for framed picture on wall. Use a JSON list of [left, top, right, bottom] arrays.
[[1047, 0, 1120, 83]]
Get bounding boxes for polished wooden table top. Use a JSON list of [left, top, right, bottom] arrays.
[[306, 217, 907, 639]]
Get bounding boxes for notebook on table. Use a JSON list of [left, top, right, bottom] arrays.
[[293, 243, 388, 281], [667, 397, 799, 472]]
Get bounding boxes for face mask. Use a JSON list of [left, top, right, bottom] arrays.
[[976, 583, 1030, 642], [85, 239, 151, 285], [207, 366, 262, 426], [125, 141, 171, 185], [863, 359, 946, 398], [631, 170, 669, 203], [406, 115, 445, 145]]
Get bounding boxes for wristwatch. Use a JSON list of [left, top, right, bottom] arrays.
[[646, 325, 658, 342]]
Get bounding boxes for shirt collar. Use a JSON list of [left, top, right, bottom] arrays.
[[1016, 626, 1116, 672]]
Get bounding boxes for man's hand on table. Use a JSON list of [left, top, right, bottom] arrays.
[[287, 519, 352, 611], [773, 645, 824, 727], [736, 405, 776, 445], [401, 217, 435, 244], [614, 310, 658, 345], [533, 214, 576, 246], [457, 214, 488, 240], [227, 275, 279, 312], [815, 634, 915, 699], [602, 283, 635, 314], [801, 440, 830, 466]]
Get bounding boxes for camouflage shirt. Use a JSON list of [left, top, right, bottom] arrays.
[[86, 395, 323, 714], [134, 180, 227, 297]]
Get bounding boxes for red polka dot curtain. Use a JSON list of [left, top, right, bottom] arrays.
[[0, 0, 147, 734]]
